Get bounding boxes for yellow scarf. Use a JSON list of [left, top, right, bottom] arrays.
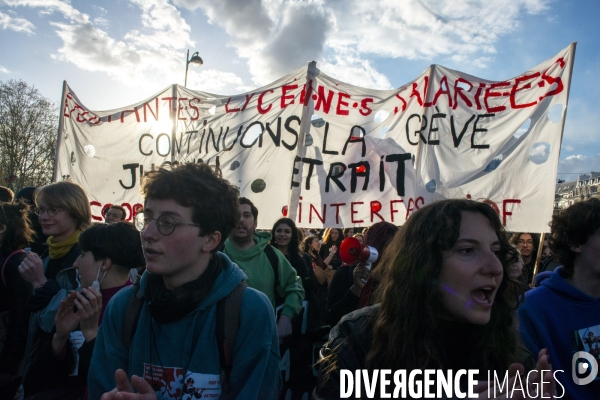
[[47, 230, 81, 259]]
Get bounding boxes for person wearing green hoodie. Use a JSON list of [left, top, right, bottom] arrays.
[[89, 164, 281, 400], [224, 197, 304, 341]]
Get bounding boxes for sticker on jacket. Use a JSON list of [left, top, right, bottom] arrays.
[[143, 363, 221, 400], [570, 324, 600, 384], [182, 372, 221, 399]]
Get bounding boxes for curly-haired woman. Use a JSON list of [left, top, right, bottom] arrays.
[[315, 199, 555, 399]]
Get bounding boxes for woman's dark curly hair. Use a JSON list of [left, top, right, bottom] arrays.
[[366, 199, 521, 372], [0, 201, 34, 255], [548, 198, 600, 278], [270, 217, 302, 259], [322, 228, 343, 246], [301, 236, 317, 255]]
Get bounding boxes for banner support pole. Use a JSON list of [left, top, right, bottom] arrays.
[[287, 61, 317, 224], [531, 232, 546, 287], [52, 80, 68, 183], [170, 84, 178, 164]]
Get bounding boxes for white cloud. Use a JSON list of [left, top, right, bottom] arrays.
[[92, 5, 107, 15], [320, 49, 392, 89], [174, 0, 552, 86], [125, 0, 192, 51], [186, 68, 245, 94], [93, 16, 109, 28], [4, 0, 553, 96], [247, 2, 332, 84], [0, 64, 10, 73], [559, 98, 600, 154], [558, 154, 600, 182], [0, 10, 35, 34], [4, 0, 87, 21], [530, 143, 549, 157], [3, 0, 244, 91], [564, 155, 585, 161], [529, 142, 551, 164]]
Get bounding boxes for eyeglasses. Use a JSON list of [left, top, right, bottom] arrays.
[[134, 213, 201, 236], [35, 207, 64, 217], [517, 240, 534, 246]]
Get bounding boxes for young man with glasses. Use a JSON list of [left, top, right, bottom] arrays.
[[88, 163, 281, 399], [509, 232, 539, 290]]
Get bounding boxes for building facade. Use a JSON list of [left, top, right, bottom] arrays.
[[555, 172, 600, 212]]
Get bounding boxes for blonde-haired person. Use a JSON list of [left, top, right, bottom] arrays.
[[18, 181, 91, 381]]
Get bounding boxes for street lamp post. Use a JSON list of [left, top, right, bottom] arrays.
[[184, 49, 204, 87]]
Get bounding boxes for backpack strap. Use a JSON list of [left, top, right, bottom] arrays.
[[123, 282, 144, 350], [122, 279, 247, 393], [264, 244, 281, 301], [216, 282, 247, 394], [1, 249, 26, 288]]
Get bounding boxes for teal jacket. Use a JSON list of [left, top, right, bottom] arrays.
[[88, 252, 281, 399], [224, 231, 304, 319]]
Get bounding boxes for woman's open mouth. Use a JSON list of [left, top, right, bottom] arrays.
[[470, 286, 495, 306]]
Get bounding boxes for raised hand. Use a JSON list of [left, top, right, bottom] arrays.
[[101, 369, 157, 400], [527, 348, 556, 398], [55, 291, 81, 336], [18, 251, 47, 288], [52, 292, 81, 356], [75, 287, 103, 342]]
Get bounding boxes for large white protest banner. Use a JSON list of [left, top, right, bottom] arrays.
[[55, 43, 575, 231]]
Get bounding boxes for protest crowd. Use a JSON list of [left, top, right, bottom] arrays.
[[0, 161, 598, 400]]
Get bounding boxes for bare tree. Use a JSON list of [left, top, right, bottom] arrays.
[[0, 80, 58, 192]]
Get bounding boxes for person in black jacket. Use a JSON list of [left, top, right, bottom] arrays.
[[316, 200, 555, 399], [17, 181, 92, 394], [319, 228, 343, 269], [270, 217, 314, 299], [23, 222, 142, 399], [0, 201, 35, 399], [326, 221, 397, 327]]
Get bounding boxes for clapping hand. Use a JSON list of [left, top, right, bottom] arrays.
[[101, 369, 157, 400], [75, 287, 103, 342], [18, 252, 47, 288], [52, 291, 81, 355]]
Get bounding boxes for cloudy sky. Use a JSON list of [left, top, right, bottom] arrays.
[[1, 0, 598, 181]]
